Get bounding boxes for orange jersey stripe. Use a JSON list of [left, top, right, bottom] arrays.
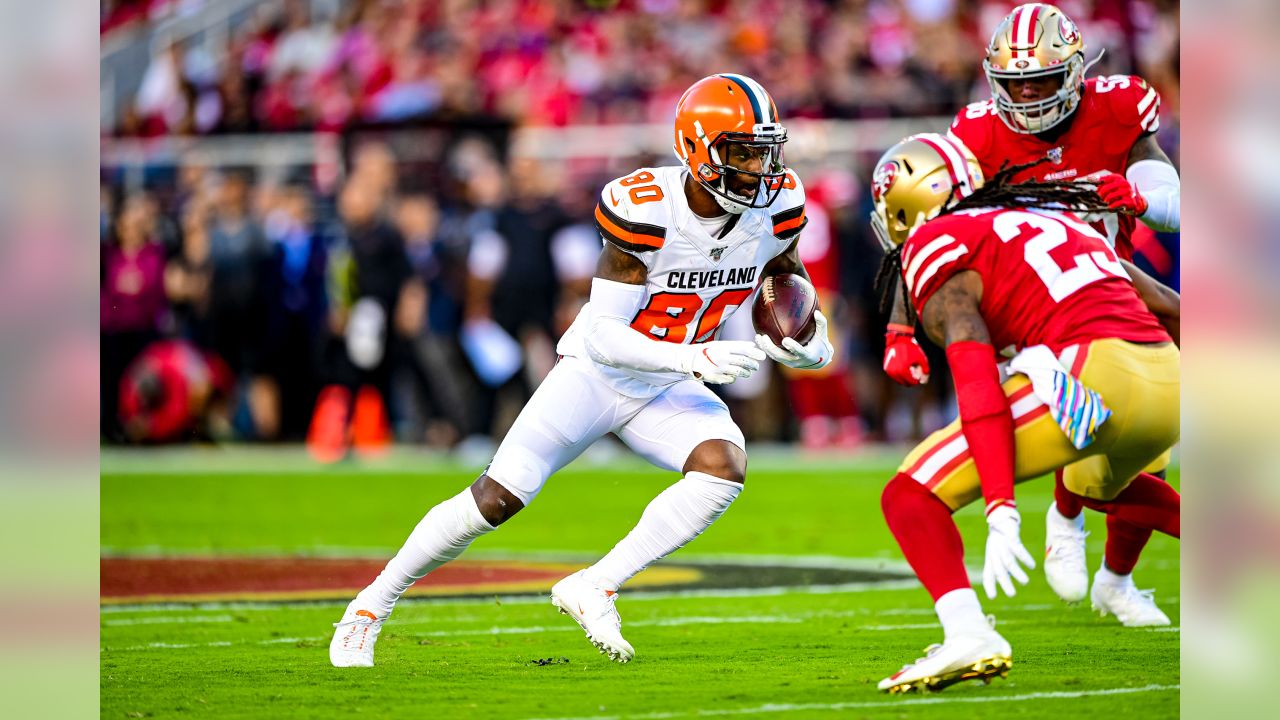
[[773, 213, 805, 235], [595, 204, 664, 249]]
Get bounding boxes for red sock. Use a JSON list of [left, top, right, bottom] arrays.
[[1079, 472, 1180, 538], [1054, 468, 1085, 518], [881, 473, 971, 601], [1103, 516, 1153, 575]]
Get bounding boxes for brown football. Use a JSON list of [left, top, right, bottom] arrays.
[[752, 273, 818, 346]]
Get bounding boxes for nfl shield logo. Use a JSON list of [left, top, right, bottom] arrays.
[[1047, 147, 1064, 165], [709, 246, 726, 261]]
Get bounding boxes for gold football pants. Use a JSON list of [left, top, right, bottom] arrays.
[[898, 339, 1179, 511]]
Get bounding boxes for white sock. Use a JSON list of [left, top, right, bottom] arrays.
[[363, 487, 496, 616], [1096, 564, 1132, 586], [935, 588, 988, 640], [1050, 502, 1085, 529], [586, 472, 741, 591]]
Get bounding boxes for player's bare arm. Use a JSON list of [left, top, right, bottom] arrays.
[[595, 240, 648, 286], [761, 238, 811, 282], [919, 271, 990, 349], [1126, 133, 1174, 168], [1122, 259, 1179, 346]]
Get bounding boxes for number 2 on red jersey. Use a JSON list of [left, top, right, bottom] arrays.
[[993, 211, 1129, 302]]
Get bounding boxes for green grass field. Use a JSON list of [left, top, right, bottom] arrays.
[[101, 450, 1179, 719]]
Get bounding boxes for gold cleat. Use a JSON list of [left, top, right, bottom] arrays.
[[878, 631, 1013, 694], [884, 655, 1012, 694]]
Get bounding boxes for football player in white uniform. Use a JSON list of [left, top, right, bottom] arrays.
[[330, 74, 835, 667]]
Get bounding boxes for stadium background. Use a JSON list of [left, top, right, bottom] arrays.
[[96, 2, 1184, 717], [99, 0, 1180, 453]]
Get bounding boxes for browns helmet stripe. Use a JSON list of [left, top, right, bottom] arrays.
[[719, 73, 766, 124]]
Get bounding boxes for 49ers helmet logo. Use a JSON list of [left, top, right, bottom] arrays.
[[1059, 17, 1080, 44], [872, 161, 900, 202]]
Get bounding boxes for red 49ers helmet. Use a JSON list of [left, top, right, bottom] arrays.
[[673, 74, 789, 214]]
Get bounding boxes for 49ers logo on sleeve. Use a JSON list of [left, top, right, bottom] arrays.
[[872, 161, 900, 202]]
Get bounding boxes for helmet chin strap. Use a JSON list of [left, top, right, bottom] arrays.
[[714, 176, 751, 214]]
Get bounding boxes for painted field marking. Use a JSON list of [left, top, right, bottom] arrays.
[[521, 683, 1180, 720], [102, 603, 1128, 652], [99, 580, 922, 614], [102, 614, 237, 627]]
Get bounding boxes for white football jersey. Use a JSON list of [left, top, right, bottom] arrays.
[[557, 165, 807, 397]]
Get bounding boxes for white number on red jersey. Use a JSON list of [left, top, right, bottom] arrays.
[[993, 211, 1129, 302]]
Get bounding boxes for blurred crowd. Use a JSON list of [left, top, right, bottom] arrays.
[[100, 0, 1180, 450], [104, 0, 1179, 135], [100, 140, 912, 449]]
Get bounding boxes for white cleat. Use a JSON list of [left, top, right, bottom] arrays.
[[1090, 571, 1172, 627], [1044, 502, 1090, 603], [551, 570, 635, 663], [878, 627, 1012, 694], [329, 599, 386, 667]]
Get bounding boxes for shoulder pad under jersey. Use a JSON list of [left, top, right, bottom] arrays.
[[949, 100, 998, 160], [1090, 74, 1161, 136], [768, 169, 807, 243], [593, 168, 674, 254]]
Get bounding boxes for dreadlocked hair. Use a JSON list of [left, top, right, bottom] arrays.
[[872, 157, 1118, 326], [944, 157, 1115, 216], [874, 244, 914, 325]]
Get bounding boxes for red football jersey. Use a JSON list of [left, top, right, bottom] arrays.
[[948, 75, 1162, 261], [900, 207, 1170, 354]]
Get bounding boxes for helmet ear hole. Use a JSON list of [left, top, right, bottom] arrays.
[[901, 159, 914, 174], [684, 137, 697, 155], [895, 209, 907, 227]]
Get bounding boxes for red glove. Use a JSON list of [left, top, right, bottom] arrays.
[[1094, 172, 1149, 215], [883, 324, 930, 386]]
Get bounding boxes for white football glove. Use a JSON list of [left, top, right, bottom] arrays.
[[682, 341, 766, 385], [755, 310, 834, 370], [983, 504, 1036, 599]]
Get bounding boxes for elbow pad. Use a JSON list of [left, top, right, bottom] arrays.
[[1127, 159, 1180, 232]]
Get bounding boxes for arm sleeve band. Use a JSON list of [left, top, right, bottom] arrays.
[[947, 341, 1015, 509], [582, 278, 692, 375], [1127, 159, 1180, 232]]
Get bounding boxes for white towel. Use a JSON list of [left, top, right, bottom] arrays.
[[1007, 345, 1112, 449]]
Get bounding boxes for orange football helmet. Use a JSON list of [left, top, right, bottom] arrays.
[[983, 3, 1101, 134], [673, 74, 789, 213]]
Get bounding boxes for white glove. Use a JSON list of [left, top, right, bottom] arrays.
[[755, 310, 834, 370], [682, 341, 766, 385], [983, 504, 1036, 600]]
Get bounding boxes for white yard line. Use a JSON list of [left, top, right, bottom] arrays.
[[102, 603, 1139, 651], [521, 684, 1181, 720]]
